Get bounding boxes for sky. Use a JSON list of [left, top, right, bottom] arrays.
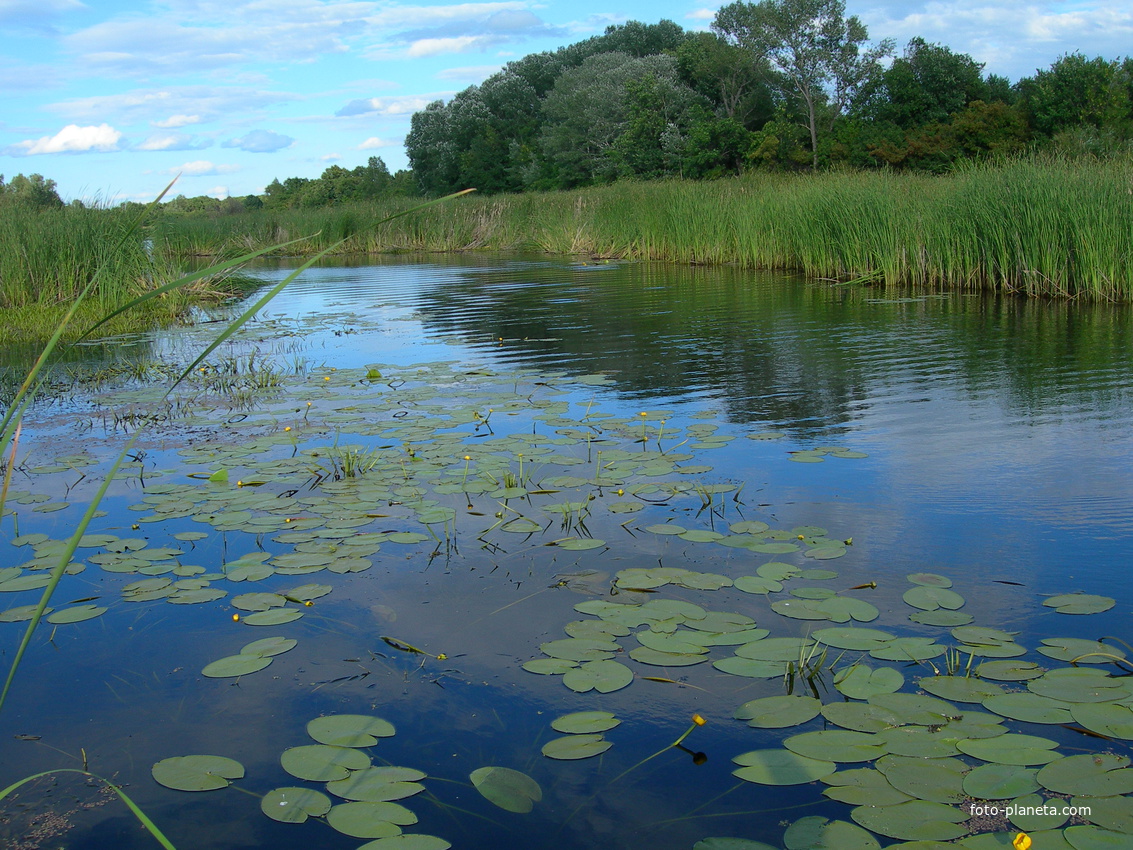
[[1, 0, 1131, 203]]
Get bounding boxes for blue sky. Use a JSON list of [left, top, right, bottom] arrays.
[[1, 0, 1130, 203]]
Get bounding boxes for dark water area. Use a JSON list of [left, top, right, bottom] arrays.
[[1, 254, 1131, 850]]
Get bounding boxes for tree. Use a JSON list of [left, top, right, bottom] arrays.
[[1, 173, 63, 208], [865, 38, 988, 128], [713, 0, 892, 167], [675, 32, 774, 129], [1017, 53, 1128, 138]]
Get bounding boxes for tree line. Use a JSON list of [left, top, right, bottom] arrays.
[[406, 0, 1133, 194]]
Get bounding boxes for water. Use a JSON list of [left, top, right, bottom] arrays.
[[1, 254, 1131, 849]]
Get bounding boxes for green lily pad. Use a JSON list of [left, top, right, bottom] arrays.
[[241, 636, 297, 658], [326, 768, 426, 802], [909, 609, 975, 626], [869, 637, 946, 662], [907, 573, 953, 588], [983, 693, 1074, 724], [470, 766, 542, 813], [976, 660, 1046, 681], [307, 715, 396, 747], [735, 637, 815, 662], [784, 730, 887, 763], [356, 835, 452, 850], [1029, 670, 1129, 704], [1043, 594, 1115, 615], [902, 586, 965, 611], [876, 726, 961, 758], [551, 711, 620, 734], [522, 658, 578, 675], [713, 656, 788, 678], [814, 628, 895, 651], [919, 676, 1006, 703], [821, 768, 912, 806], [732, 750, 835, 785], [957, 734, 1063, 766], [1037, 753, 1133, 796], [693, 840, 779, 850], [45, 604, 108, 624], [541, 734, 611, 760], [869, 693, 961, 726], [1008, 792, 1069, 832], [850, 799, 968, 841], [783, 816, 881, 850], [834, 665, 905, 700], [326, 801, 416, 838], [556, 537, 606, 550], [540, 638, 619, 662], [628, 646, 708, 667], [821, 702, 904, 733], [1037, 639, 1124, 664], [734, 695, 821, 729], [1071, 703, 1133, 739], [962, 763, 1040, 800], [281, 744, 370, 782], [201, 654, 272, 678], [261, 787, 333, 822], [876, 754, 968, 803], [1063, 825, 1130, 848], [241, 608, 304, 626], [562, 660, 633, 694], [152, 755, 245, 791], [1075, 794, 1133, 834]]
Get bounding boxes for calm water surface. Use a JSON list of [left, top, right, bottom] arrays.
[[1, 254, 1131, 850]]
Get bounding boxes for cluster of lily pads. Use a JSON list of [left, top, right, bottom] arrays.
[[151, 714, 450, 848], [2, 349, 1126, 850]]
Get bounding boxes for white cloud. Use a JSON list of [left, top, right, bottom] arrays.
[[136, 132, 210, 151], [436, 64, 501, 82], [686, 8, 715, 22], [169, 160, 240, 176], [222, 129, 295, 152], [359, 137, 397, 149], [406, 35, 485, 56], [320, 153, 341, 161], [10, 123, 122, 155], [50, 86, 298, 125], [336, 94, 445, 117], [205, 185, 229, 199], [153, 114, 201, 128]]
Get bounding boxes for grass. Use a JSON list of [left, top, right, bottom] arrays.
[[153, 156, 1133, 301]]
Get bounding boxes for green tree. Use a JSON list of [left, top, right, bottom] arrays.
[[865, 38, 988, 128], [713, 0, 892, 167], [1, 173, 63, 208], [1017, 53, 1127, 137], [675, 32, 774, 129]]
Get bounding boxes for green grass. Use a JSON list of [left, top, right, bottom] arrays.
[[155, 157, 1133, 300], [0, 202, 253, 344]]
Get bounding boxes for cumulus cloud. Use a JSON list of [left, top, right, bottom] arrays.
[[320, 153, 341, 161], [336, 94, 443, 117], [222, 129, 295, 152], [168, 160, 240, 176], [363, 2, 564, 59], [135, 133, 210, 151], [406, 35, 485, 56], [9, 123, 122, 155], [359, 137, 397, 149], [153, 114, 200, 128]]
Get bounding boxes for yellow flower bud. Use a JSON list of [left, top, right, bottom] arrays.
[[1013, 834, 1032, 850], [692, 714, 706, 726], [232, 614, 240, 622], [437, 653, 447, 661]]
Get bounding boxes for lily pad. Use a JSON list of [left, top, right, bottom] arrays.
[[1043, 594, 1115, 615], [1071, 703, 1133, 740], [261, 787, 333, 823], [470, 766, 542, 813], [732, 750, 835, 785], [957, 734, 1063, 766], [562, 660, 633, 694], [1037, 639, 1123, 664], [326, 801, 417, 838], [834, 665, 905, 700], [734, 695, 822, 729], [201, 654, 272, 678], [902, 586, 965, 611], [784, 730, 887, 763], [876, 754, 968, 803], [45, 604, 108, 624], [1037, 753, 1133, 797], [326, 768, 426, 802], [152, 755, 245, 791], [783, 816, 881, 850], [983, 693, 1073, 724], [552, 711, 620, 734], [821, 768, 912, 806], [962, 763, 1040, 800], [541, 734, 611, 760], [356, 836, 452, 850], [307, 715, 396, 747], [850, 799, 968, 841], [918, 676, 1006, 703], [281, 744, 370, 782]]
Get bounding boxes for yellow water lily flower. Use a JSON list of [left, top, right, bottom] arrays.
[[1013, 833, 1031, 850]]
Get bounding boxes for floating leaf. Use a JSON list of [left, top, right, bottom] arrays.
[[241, 608, 303, 626], [541, 638, 618, 662], [784, 730, 886, 763], [962, 764, 1040, 800], [815, 628, 896, 651], [242, 636, 297, 658], [1037, 753, 1133, 797], [850, 800, 968, 842], [1037, 639, 1123, 664], [734, 695, 821, 729], [783, 816, 881, 850], [1062, 825, 1129, 848], [831, 665, 904, 700], [152, 755, 245, 791], [326, 801, 416, 838], [983, 693, 1073, 725], [281, 744, 370, 782], [1071, 703, 1133, 740], [1075, 794, 1133, 834], [821, 768, 911, 807], [1043, 594, 1115, 615], [562, 660, 633, 694], [876, 754, 968, 803], [977, 660, 1046, 681], [732, 750, 835, 785], [713, 656, 788, 678], [470, 766, 542, 813], [45, 604, 107, 624], [201, 654, 272, 678], [957, 734, 1063, 766], [327, 767, 426, 802], [556, 537, 606, 550], [551, 711, 620, 734], [821, 702, 904, 733], [261, 787, 332, 823], [907, 573, 953, 587], [541, 734, 611, 760], [356, 835, 452, 850], [903, 586, 965, 611], [307, 715, 396, 747], [522, 658, 577, 675], [919, 676, 1006, 703]]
